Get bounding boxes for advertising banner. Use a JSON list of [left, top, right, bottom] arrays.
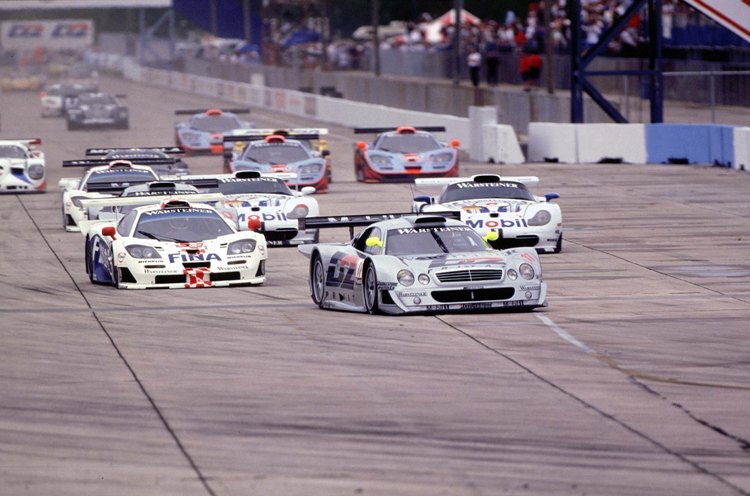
[[1, 20, 94, 51]]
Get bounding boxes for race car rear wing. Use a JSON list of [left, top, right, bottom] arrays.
[[2, 138, 42, 147], [79, 192, 225, 209], [353, 126, 446, 134], [174, 108, 250, 115], [415, 175, 540, 187], [62, 158, 180, 168], [223, 129, 326, 143], [159, 171, 297, 190], [300, 211, 461, 237], [85, 146, 185, 156]]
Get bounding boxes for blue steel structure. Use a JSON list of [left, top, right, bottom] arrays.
[[570, 0, 664, 123]]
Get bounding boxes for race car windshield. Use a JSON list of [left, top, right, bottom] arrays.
[[216, 179, 293, 195], [134, 210, 233, 242], [377, 135, 441, 153], [86, 170, 157, 185], [386, 227, 489, 256], [439, 183, 534, 203], [0, 146, 26, 159], [190, 115, 241, 132], [79, 94, 117, 105], [242, 143, 310, 164]]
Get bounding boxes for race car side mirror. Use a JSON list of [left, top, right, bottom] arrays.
[[299, 186, 316, 196], [356, 141, 367, 151], [545, 193, 560, 202], [450, 139, 461, 148], [321, 149, 331, 157], [102, 226, 117, 239], [413, 195, 431, 204]]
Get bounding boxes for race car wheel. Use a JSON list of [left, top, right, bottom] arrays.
[[111, 252, 120, 289], [61, 202, 67, 230], [85, 237, 94, 283], [363, 263, 379, 314], [355, 166, 364, 182], [310, 255, 326, 308], [553, 234, 563, 254]]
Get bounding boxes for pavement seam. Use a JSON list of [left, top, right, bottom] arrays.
[[435, 314, 750, 496], [16, 195, 217, 496]]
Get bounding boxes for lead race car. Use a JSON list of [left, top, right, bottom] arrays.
[[161, 170, 320, 246], [298, 213, 547, 314], [80, 196, 267, 289], [174, 108, 253, 155], [0, 138, 46, 193], [223, 129, 330, 192], [353, 126, 460, 183], [413, 174, 563, 253]]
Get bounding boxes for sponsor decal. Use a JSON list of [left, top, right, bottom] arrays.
[[398, 291, 427, 297], [520, 252, 536, 263], [8, 24, 43, 38], [396, 226, 473, 235], [501, 300, 526, 307], [460, 302, 492, 310], [456, 182, 519, 189], [129, 190, 197, 197], [167, 252, 221, 263], [142, 208, 214, 216], [426, 304, 450, 311], [237, 212, 288, 223], [465, 218, 528, 229], [219, 177, 277, 183], [51, 22, 90, 38], [519, 285, 541, 291], [377, 282, 396, 290], [326, 252, 361, 289]]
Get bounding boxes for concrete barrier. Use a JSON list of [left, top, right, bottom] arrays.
[[527, 123, 578, 163], [576, 124, 646, 164], [734, 127, 750, 171], [646, 124, 713, 164]]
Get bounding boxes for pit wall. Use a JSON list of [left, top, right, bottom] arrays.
[[87, 52, 524, 164], [528, 122, 749, 170]]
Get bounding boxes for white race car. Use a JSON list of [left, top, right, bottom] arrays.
[[59, 159, 170, 231], [81, 196, 267, 289], [412, 174, 563, 253], [164, 171, 320, 246], [0, 138, 46, 193]]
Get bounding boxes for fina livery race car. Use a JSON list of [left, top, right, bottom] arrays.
[[0, 138, 46, 193], [413, 174, 563, 253], [59, 159, 164, 231], [174, 108, 253, 155], [81, 196, 267, 289], [224, 129, 330, 192], [353, 126, 460, 183], [298, 213, 547, 315], [168, 171, 320, 246], [85, 146, 191, 177], [65, 92, 129, 130], [40, 82, 95, 117]]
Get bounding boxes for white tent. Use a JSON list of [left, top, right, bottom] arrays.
[[423, 8, 482, 43]]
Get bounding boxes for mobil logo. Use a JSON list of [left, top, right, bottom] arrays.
[[465, 218, 528, 229], [237, 212, 287, 222], [8, 24, 43, 37], [51, 22, 90, 38], [168, 252, 222, 263]]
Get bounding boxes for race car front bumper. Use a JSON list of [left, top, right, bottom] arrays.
[[0, 171, 46, 193], [115, 255, 267, 289]]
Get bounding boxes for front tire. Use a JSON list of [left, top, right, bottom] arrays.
[[363, 263, 379, 314], [553, 234, 563, 253], [111, 252, 120, 288], [310, 255, 326, 308]]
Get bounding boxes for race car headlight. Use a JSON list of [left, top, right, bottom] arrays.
[[369, 154, 393, 166], [287, 204, 309, 219], [297, 163, 322, 174], [228, 239, 256, 254], [125, 245, 160, 259], [527, 210, 552, 226], [507, 269, 518, 281], [430, 152, 454, 162], [397, 269, 415, 286], [181, 132, 202, 145], [70, 196, 85, 208], [418, 273, 430, 285], [519, 263, 535, 280], [27, 163, 44, 180]]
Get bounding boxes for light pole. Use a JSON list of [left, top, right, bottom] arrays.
[[372, 0, 381, 76]]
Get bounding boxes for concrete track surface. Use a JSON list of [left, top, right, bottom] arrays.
[[1, 76, 749, 496]]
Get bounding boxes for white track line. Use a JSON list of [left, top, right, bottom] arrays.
[[535, 313, 596, 354]]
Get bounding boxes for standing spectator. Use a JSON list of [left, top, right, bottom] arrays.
[[519, 45, 543, 91], [485, 37, 500, 85], [467, 45, 482, 87]]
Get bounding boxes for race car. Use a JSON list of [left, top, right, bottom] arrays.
[[65, 92, 129, 130], [412, 174, 563, 253], [174, 108, 253, 155], [0, 138, 46, 193], [81, 197, 267, 289], [91, 181, 203, 224], [85, 146, 190, 177], [298, 212, 547, 314], [0, 71, 43, 92], [223, 130, 329, 192], [169, 171, 320, 246], [40, 82, 97, 117], [59, 159, 161, 231], [353, 126, 460, 183]]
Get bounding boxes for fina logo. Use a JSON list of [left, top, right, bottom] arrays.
[[8, 24, 43, 38]]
